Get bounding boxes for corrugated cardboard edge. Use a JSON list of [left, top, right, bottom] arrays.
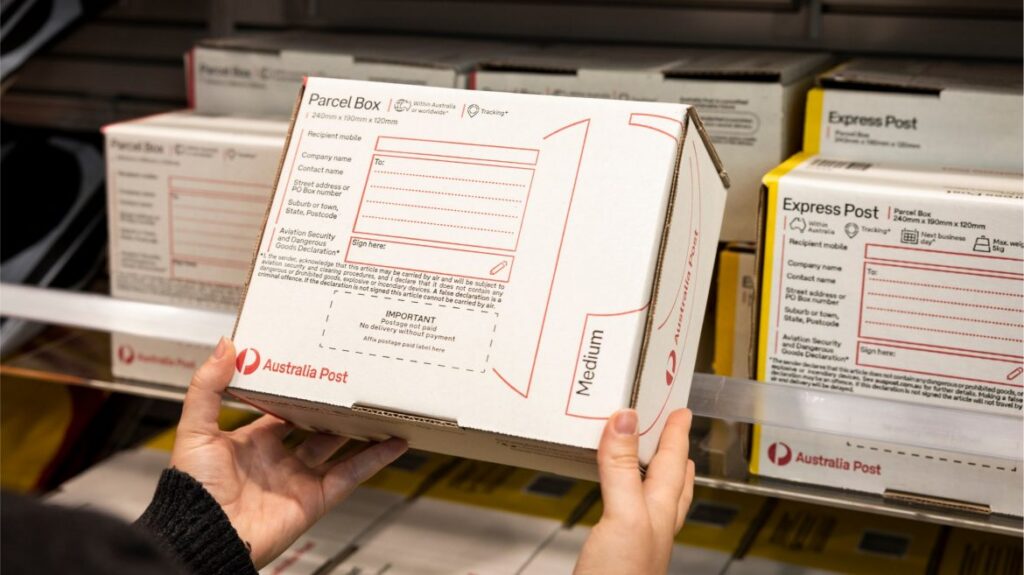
[[628, 114, 691, 415], [198, 37, 463, 72], [628, 108, 729, 472], [883, 489, 992, 516], [686, 107, 730, 190], [230, 80, 307, 341]]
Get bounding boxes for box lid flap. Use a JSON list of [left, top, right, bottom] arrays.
[[819, 58, 1023, 95], [664, 50, 831, 84], [199, 32, 520, 70]]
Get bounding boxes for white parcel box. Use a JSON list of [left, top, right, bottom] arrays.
[[752, 153, 1023, 515], [726, 501, 940, 575], [103, 111, 287, 386], [332, 461, 594, 575], [804, 58, 1023, 173], [227, 77, 728, 478], [474, 44, 830, 242], [523, 487, 766, 575], [189, 33, 520, 118]]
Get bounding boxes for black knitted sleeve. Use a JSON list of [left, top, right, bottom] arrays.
[[135, 468, 258, 575]]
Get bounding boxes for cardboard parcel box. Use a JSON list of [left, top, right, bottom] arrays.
[[804, 58, 1023, 173], [935, 529, 1023, 575], [227, 77, 728, 478], [474, 44, 830, 242], [522, 487, 767, 574], [752, 153, 1023, 515], [103, 111, 287, 387], [330, 460, 595, 574], [189, 33, 519, 118], [726, 500, 941, 575]]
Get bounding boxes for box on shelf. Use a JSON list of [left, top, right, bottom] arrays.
[[727, 500, 941, 574], [47, 447, 172, 521], [522, 486, 767, 574], [103, 110, 287, 387], [752, 153, 1024, 516], [474, 44, 831, 241], [704, 243, 757, 477], [804, 58, 1023, 173], [713, 243, 757, 379], [262, 449, 453, 575], [524, 484, 765, 568], [48, 442, 451, 575], [188, 33, 520, 118], [329, 460, 594, 574], [935, 529, 1023, 575], [227, 78, 728, 478]]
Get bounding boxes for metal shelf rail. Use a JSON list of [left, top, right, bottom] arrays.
[[2, 283, 1022, 535]]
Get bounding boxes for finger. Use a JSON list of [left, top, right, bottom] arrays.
[[596, 409, 644, 522], [644, 409, 692, 513], [674, 460, 696, 532], [295, 433, 349, 468], [321, 438, 408, 507], [244, 414, 294, 440], [179, 337, 235, 435]]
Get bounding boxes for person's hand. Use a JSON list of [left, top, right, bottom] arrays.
[[171, 337, 408, 568], [575, 409, 695, 575]]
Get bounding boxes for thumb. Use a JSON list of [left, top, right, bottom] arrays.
[[179, 337, 235, 435], [597, 409, 644, 522]]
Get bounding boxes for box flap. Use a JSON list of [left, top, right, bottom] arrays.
[[478, 43, 684, 75], [199, 32, 521, 71], [632, 111, 728, 464], [480, 44, 831, 86], [664, 50, 832, 85], [819, 58, 1023, 95]]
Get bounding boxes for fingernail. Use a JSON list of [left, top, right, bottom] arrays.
[[614, 410, 638, 435], [213, 337, 228, 359]]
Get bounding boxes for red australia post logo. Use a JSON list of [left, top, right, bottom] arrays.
[[767, 442, 793, 466], [117, 345, 136, 365], [665, 350, 678, 386], [236, 348, 261, 375]]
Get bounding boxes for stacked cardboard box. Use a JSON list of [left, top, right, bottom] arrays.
[[329, 460, 595, 574], [188, 33, 521, 117], [48, 439, 452, 575], [262, 450, 452, 575], [751, 58, 1024, 516], [103, 111, 287, 387], [727, 500, 941, 574], [935, 529, 1023, 575], [474, 44, 831, 242], [522, 487, 768, 574]]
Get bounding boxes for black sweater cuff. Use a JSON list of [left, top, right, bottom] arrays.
[[135, 468, 257, 575]]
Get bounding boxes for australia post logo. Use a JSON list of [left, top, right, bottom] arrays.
[[767, 442, 793, 466], [766, 441, 882, 475], [663, 229, 700, 387], [117, 345, 136, 365], [234, 348, 348, 383], [116, 344, 195, 369], [236, 348, 261, 375]]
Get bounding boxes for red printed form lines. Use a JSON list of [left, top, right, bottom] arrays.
[[857, 246, 1024, 386], [354, 154, 534, 251], [167, 177, 268, 287]]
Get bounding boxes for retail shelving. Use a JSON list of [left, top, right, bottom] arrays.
[[3, 284, 1020, 536]]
